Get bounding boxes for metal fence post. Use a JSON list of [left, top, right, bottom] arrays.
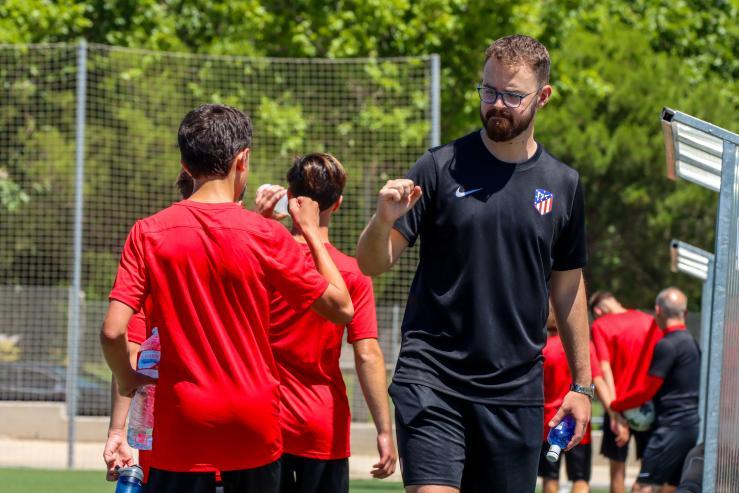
[[66, 38, 87, 469], [429, 54, 441, 148], [698, 260, 713, 444], [703, 141, 739, 491]]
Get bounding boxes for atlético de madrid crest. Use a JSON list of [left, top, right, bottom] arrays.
[[534, 189, 554, 215]]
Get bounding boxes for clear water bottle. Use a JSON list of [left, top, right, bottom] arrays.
[[115, 465, 144, 493], [546, 414, 575, 462], [127, 328, 160, 450]]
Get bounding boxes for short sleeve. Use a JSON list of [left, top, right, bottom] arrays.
[[649, 339, 676, 379], [346, 272, 378, 343], [591, 321, 610, 362], [127, 310, 147, 345], [552, 177, 588, 271], [261, 223, 329, 313], [589, 341, 603, 379], [393, 151, 438, 247], [109, 221, 149, 312]]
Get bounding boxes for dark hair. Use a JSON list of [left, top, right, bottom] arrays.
[[485, 34, 550, 84], [588, 291, 615, 315], [286, 153, 346, 211], [175, 169, 194, 199], [177, 104, 252, 178]]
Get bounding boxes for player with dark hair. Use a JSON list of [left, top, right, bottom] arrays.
[[256, 153, 397, 493], [100, 104, 354, 493], [357, 34, 592, 493], [589, 291, 659, 493]]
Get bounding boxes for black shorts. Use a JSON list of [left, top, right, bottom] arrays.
[[639, 423, 698, 486], [145, 461, 280, 493], [390, 381, 542, 493], [279, 453, 348, 493], [538, 442, 592, 482], [600, 412, 650, 462]]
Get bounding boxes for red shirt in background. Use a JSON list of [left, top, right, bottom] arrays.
[[591, 310, 661, 406], [110, 200, 329, 472], [542, 334, 602, 444], [270, 243, 378, 459]]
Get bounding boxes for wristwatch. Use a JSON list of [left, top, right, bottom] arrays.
[[570, 383, 595, 400]]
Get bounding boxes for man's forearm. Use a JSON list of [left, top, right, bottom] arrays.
[[601, 361, 617, 402], [594, 376, 612, 410], [108, 342, 140, 432], [356, 215, 395, 276], [354, 339, 393, 435], [552, 270, 592, 385], [109, 378, 132, 431]]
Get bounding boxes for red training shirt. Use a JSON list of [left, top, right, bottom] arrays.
[[591, 310, 661, 405], [270, 243, 378, 459], [110, 200, 329, 472], [542, 334, 602, 444]]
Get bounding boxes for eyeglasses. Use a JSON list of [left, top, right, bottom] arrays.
[[476, 84, 539, 108]]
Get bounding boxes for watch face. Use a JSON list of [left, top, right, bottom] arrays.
[[571, 384, 594, 398]]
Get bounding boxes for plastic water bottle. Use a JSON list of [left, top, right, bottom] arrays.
[[115, 465, 144, 493], [546, 414, 575, 462], [127, 328, 160, 450], [257, 183, 288, 215]]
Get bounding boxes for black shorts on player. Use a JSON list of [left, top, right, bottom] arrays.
[[600, 412, 650, 462], [391, 382, 542, 493], [538, 443, 592, 482], [639, 424, 699, 486], [279, 454, 348, 493], [145, 461, 280, 493]]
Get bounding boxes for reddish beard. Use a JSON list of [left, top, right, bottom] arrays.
[[480, 104, 536, 142]]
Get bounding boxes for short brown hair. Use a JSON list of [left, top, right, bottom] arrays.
[[286, 153, 347, 211], [484, 34, 550, 84], [588, 291, 615, 315]]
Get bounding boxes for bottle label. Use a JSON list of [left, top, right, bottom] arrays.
[[138, 368, 158, 378], [138, 350, 159, 369]]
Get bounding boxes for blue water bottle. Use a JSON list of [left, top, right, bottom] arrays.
[[115, 465, 144, 493], [546, 414, 575, 462]]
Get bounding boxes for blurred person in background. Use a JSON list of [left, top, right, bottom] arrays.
[[539, 300, 611, 493], [589, 292, 659, 493], [611, 288, 700, 493], [256, 153, 396, 493]]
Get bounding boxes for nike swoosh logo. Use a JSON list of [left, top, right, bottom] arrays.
[[455, 186, 483, 198]]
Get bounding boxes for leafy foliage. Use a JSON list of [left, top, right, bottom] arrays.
[[0, 0, 737, 310]]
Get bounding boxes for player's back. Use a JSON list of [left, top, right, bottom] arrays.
[[652, 329, 700, 427], [111, 200, 329, 472], [269, 242, 377, 459], [593, 310, 659, 398]]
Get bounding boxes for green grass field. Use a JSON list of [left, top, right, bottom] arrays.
[[0, 468, 406, 493], [0, 468, 611, 492]]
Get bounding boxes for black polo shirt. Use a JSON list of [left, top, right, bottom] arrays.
[[393, 130, 587, 405], [649, 327, 700, 427]]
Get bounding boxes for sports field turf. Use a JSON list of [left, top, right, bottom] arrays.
[[0, 468, 610, 492]]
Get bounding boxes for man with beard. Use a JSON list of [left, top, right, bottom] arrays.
[[357, 35, 592, 493]]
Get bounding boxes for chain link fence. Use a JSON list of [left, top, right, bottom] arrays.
[[0, 41, 439, 468]]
